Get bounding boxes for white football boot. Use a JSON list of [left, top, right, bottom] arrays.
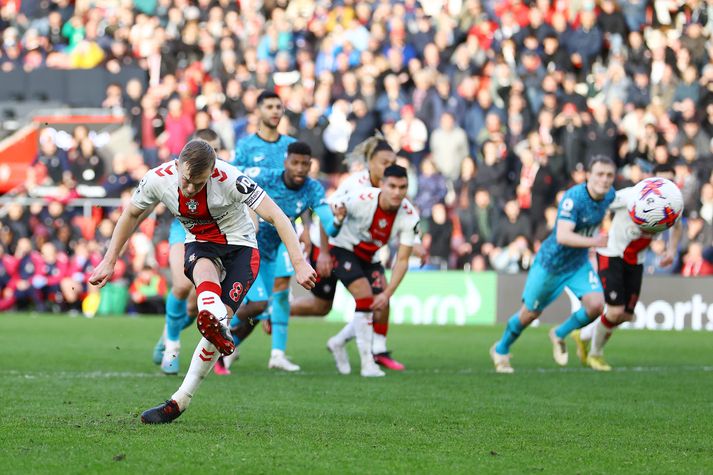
[[489, 343, 514, 374], [268, 349, 301, 372], [327, 336, 351, 375], [548, 328, 569, 366]]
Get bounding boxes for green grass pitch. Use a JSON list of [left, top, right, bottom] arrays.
[[1, 313, 712, 474]]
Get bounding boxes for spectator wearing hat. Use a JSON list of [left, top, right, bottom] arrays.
[[554, 102, 585, 175]]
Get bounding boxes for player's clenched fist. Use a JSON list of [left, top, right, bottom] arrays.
[[88, 259, 115, 288], [294, 260, 317, 290]]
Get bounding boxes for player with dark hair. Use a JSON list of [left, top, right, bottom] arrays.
[[89, 139, 317, 423], [490, 155, 617, 373], [215, 141, 341, 374], [326, 164, 420, 377], [290, 134, 411, 371], [230, 90, 304, 371]]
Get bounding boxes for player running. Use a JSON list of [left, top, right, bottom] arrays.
[[289, 135, 409, 371], [232, 90, 303, 371], [326, 164, 420, 377], [89, 140, 316, 423], [215, 141, 341, 374], [490, 155, 616, 373], [152, 129, 224, 375], [573, 164, 682, 371]]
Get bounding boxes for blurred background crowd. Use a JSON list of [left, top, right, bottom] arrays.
[[2, 0, 713, 314]]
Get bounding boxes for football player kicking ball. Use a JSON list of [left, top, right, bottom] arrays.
[[490, 155, 616, 373], [89, 140, 316, 423], [573, 164, 682, 371], [290, 136, 409, 371], [326, 165, 420, 377], [152, 129, 223, 375], [214, 141, 341, 374]]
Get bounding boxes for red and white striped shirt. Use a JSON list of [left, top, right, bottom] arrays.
[[331, 187, 420, 263]]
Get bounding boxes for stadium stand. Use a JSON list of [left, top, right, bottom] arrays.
[[2, 0, 713, 313]]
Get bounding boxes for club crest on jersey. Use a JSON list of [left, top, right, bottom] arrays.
[[378, 219, 388, 229], [187, 199, 199, 214]]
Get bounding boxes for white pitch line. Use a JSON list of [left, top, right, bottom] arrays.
[[1, 365, 712, 379]]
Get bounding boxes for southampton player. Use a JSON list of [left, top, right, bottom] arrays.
[[326, 165, 419, 377], [215, 142, 341, 374], [232, 90, 303, 368], [490, 155, 616, 373], [89, 140, 316, 423], [290, 136, 409, 371], [573, 164, 682, 371], [153, 129, 224, 375]]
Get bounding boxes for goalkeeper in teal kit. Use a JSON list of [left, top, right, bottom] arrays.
[[215, 141, 341, 373], [490, 156, 617, 373]]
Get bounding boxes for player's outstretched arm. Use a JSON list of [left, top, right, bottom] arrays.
[[254, 195, 317, 289], [556, 220, 608, 249], [372, 244, 412, 311], [88, 204, 146, 288], [661, 219, 683, 267]]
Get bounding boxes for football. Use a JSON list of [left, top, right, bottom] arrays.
[[628, 177, 684, 233]]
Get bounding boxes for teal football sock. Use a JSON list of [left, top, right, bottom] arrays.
[[495, 314, 525, 355], [555, 307, 591, 339], [270, 290, 290, 351]]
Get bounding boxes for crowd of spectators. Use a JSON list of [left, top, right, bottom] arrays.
[[3, 0, 713, 313]]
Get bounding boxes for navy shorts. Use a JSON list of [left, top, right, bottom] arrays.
[[184, 242, 260, 313]]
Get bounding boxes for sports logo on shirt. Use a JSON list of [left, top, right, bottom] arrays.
[[254, 155, 265, 163], [187, 199, 198, 214], [236, 175, 257, 194], [378, 219, 388, 229]]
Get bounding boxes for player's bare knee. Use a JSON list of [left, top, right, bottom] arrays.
[[520, 307, 540, 325], [273, 277, 289, 292], [607, 306, 629, 324], [254, 300, 269, 314], [315, 299, 332, 316], [585, 300, 606, 319], [186, 299, 198, 317], [173, 280, 193, 299]]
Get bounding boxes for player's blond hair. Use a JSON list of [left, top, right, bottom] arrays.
[[345, 131, 391, 167]]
